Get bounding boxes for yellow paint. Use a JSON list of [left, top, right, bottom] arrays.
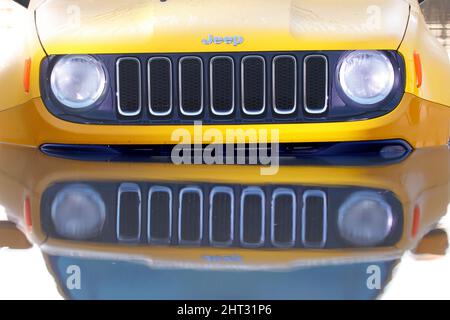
[[34, 0, 410, 53], [0, 144, 448, 268], [0, 0, 449, 147], [398, 3, 450, 107], [0, 93, 449, 148]]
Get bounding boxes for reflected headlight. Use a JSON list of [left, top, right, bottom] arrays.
[[50, 55, 107, 109], [338, 51, 395, 105], [51, 184, 106, 240], [338, 192, 393, 247]]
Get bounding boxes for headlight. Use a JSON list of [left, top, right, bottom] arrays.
[[51, 184, 106, 240], [50, 55, 107, 109], [338, 51, 395, 105], [338, 192, 394, 247]]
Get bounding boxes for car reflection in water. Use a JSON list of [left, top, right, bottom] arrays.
[[0, 145, 449, 300]]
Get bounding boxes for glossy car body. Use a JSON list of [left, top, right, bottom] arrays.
[[0, 0, 449, 150], [0, 144, 448, 269]]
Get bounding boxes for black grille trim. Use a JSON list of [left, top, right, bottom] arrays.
[[209, 186, 234, 247], [301, 190, 327, 248], [116, 183, 142, 242], [272, 55, 297, 115], [179, 57, 204, 117], [210, 56, 235, 116], [241, 56, 266, 116], [240, 187, 266, 248], [147, 186, 173, 244], [271, 188, 297, 248], [148, 57, 173, 117], [178, 186, 204, 245], [303, 55, 329, 114], [116, 57, 142, 117]]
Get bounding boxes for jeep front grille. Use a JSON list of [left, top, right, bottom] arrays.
[[240, 187, 266, 247], [148, 57, 172, 116], [209, 187, 234, 246], [271, 188, 297, 248], [42, 182, 404, 249], [210, 57, 235, 116], [179, 57, 204, 116], [241, 56, 267, 116], [273, 55, 297, 115], [114, 184, 330, 248], [148, 186, 172, 244], [302, 190, 327, 248], [114, 53, 333, 123], [41, 51, 406, 125], [304, 55, 329, 114], [116, 183, 142, 242], [116, 58, 142, 117], [178, 187, 203, 245]]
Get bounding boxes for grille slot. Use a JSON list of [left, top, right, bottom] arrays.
[[273, 56, 297, 115], [210, 56, 235, 116], [240, 187, 265, 247], [209, 187, 234, 246], [302, 190, 327, 248], [303, 55, 328, 114], [178, 187, 203, 245], [116, 57, 142, 116], [148, 57, 172, 116], [179, 57, 204, 116], [271, 188, 296, 248], [241, 56, 266, 116], [116, 183, 141, 242], [148, 186, 172, 244]]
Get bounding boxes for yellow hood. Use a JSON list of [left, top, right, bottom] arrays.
[[35, 0, 411, 54]]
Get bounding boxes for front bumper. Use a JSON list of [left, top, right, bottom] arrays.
[[0, 93, 449, 148]]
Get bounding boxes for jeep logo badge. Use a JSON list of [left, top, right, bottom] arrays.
[[202, 35, 244, 46]]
